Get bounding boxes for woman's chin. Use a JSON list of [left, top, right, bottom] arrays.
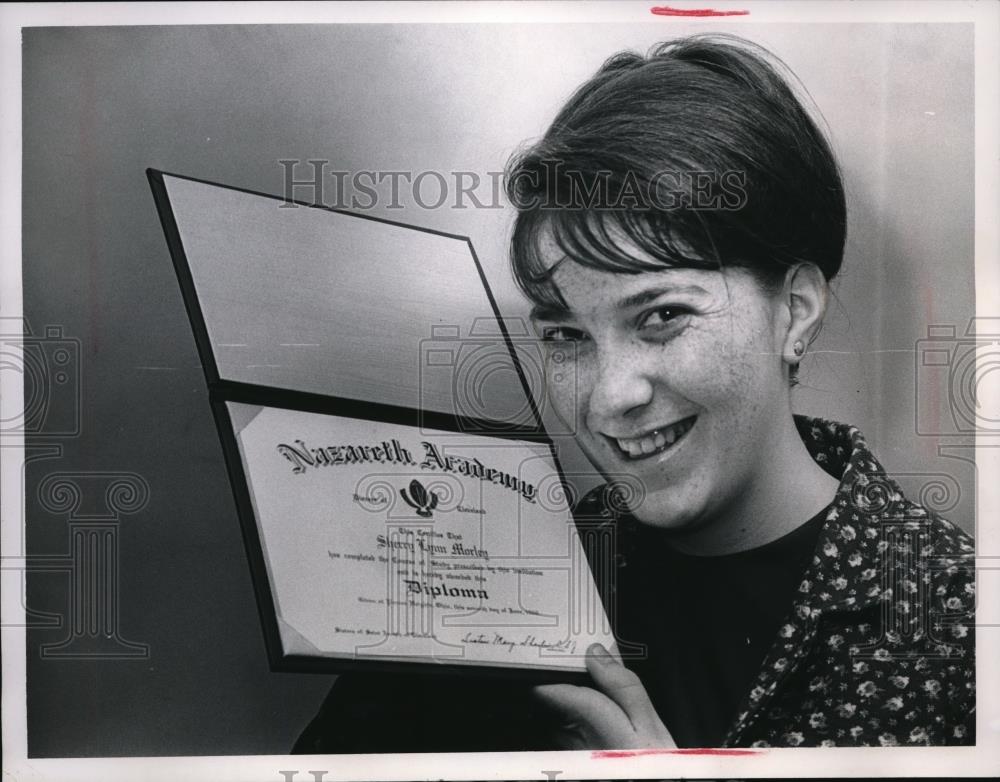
[[627, 500, 699, 532]]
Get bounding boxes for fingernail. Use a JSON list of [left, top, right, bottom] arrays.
[[588, 643, 611, 662]]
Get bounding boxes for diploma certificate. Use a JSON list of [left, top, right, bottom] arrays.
[[149, 169, 617, 678], [230, 403, 616, 674]]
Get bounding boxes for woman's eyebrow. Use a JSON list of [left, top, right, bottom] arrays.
[[529, 304, 572, 322], [616, 285, 708, 310]]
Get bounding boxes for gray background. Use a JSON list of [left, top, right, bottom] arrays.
[[22, 23, 974, 756]]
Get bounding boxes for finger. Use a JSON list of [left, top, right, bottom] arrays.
[[531, 685, 591, 750], [533, 683, 636, 748], [584, 643, 665, 735], [533, 683, 600, 723]]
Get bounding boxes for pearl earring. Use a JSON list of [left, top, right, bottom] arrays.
[[793, 340, 805, 357]]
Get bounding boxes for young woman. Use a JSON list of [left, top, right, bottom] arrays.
[[294, 33, 975, 751]]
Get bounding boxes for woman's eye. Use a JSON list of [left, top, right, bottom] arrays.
[[639, 306, 690, 330], [540, 326, 588, 343]]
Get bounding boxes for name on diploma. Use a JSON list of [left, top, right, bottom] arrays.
[[375, 534, 490, 560]]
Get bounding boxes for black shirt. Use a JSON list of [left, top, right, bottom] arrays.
[[619, 507, 828, 747]]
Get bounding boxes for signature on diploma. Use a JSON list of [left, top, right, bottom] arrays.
[[462, 631, 575, 655]]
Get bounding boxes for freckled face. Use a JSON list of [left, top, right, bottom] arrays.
[[531, 260, 791, 531]]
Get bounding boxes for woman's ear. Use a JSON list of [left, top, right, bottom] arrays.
[[781, 263, 829, 368]]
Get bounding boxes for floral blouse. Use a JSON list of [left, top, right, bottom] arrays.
[[573, 416, 976, 747]]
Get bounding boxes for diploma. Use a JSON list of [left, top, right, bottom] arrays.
[[230, 403, 616, 674], [148, 168, 617, 678]]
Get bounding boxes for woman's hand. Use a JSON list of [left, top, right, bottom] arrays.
[[533, 643, 677, 750]]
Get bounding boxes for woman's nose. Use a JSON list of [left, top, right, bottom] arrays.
[[585, 345, 654, 429]]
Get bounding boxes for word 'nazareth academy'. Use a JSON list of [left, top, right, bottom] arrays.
[[276, 438, 539, 502]]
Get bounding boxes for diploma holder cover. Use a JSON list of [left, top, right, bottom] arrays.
[[147, 169, 620, 682]]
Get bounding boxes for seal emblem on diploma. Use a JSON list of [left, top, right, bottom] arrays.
[[149, 169, 618, 680], [399, 480, 438, 517]]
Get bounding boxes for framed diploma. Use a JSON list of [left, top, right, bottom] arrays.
[[147, 170, 618, 680]]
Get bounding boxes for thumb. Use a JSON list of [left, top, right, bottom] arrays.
[[585, 643, 667, 738]]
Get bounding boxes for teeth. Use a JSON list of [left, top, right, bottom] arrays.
[[614, 417, 693, 458]]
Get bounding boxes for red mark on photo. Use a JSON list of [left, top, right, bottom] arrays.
[[651, 6, 750, 16], [593, 747, 762, 758]]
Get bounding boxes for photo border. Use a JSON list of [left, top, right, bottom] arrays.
[[2, 1, 998, 780]]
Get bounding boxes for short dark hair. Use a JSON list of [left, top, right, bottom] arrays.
[[504, 33, 847, 310]]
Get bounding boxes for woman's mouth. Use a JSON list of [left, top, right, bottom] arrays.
[[609, 416, 697, 461]]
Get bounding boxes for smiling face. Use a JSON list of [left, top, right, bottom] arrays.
[[531, 256, 795, 534]]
